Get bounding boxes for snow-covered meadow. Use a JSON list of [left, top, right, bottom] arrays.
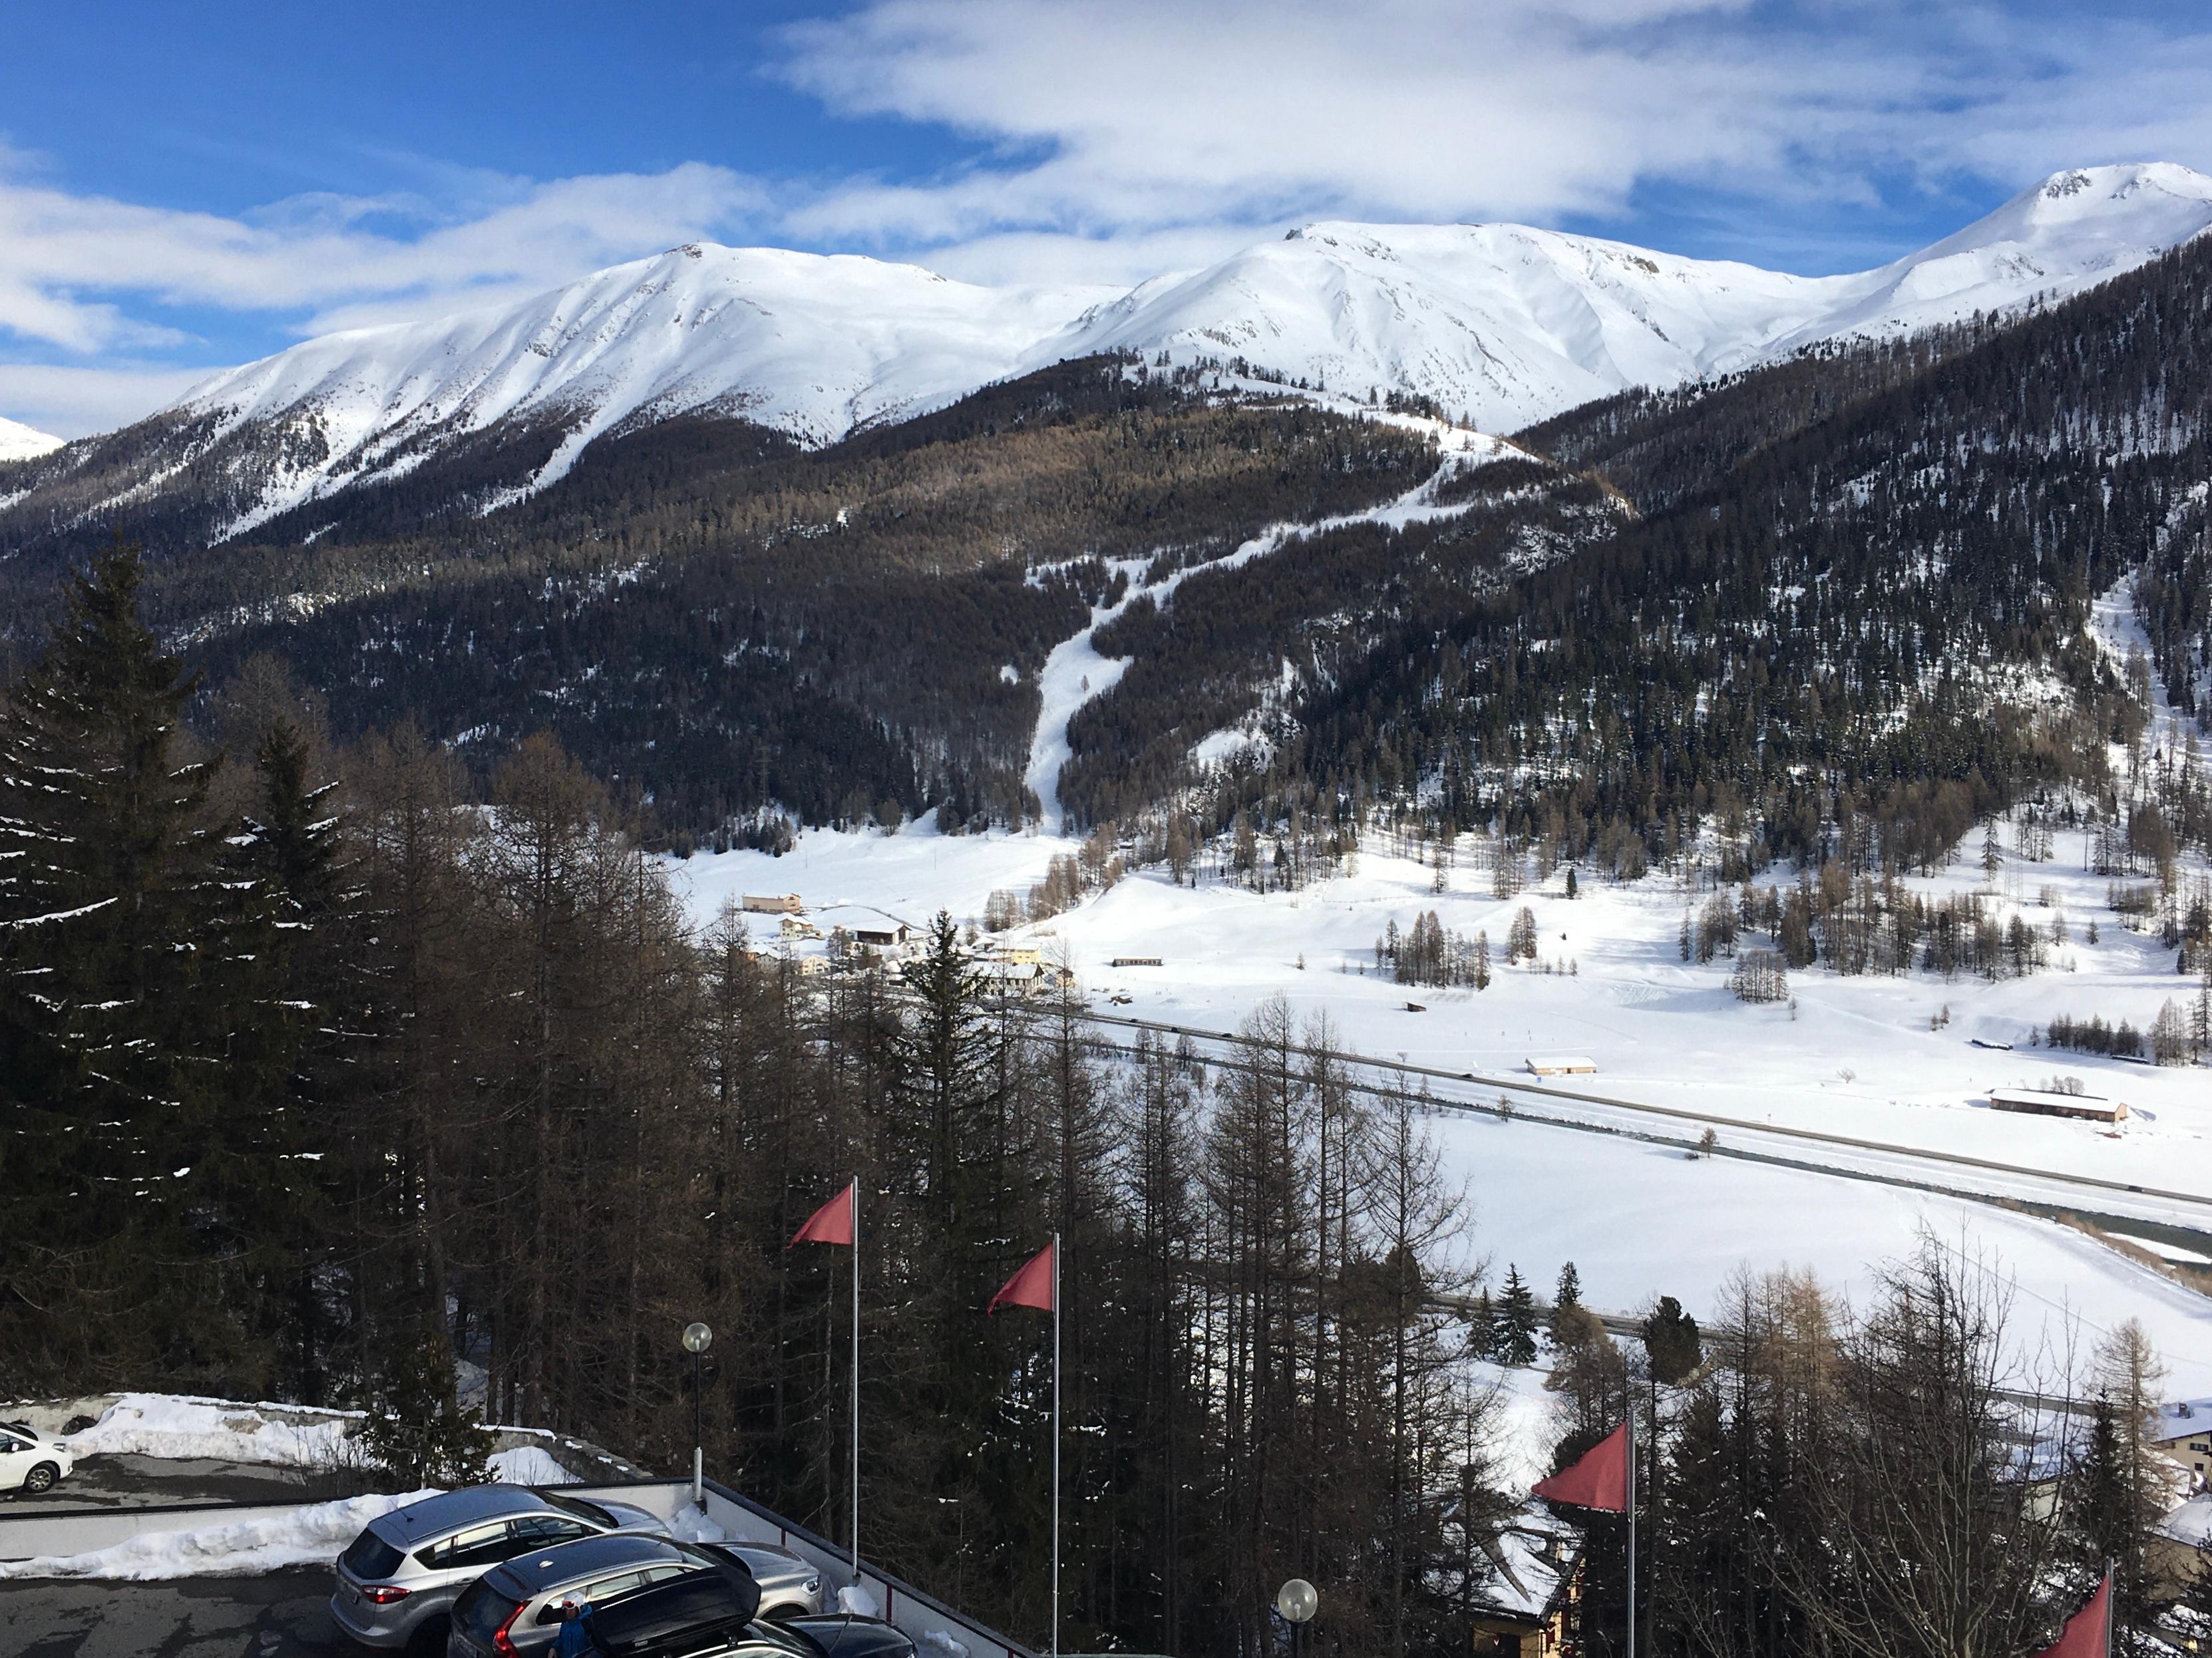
[[669, 814, 2212, 1396]]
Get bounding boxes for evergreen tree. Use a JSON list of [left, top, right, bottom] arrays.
[[0, 542, 252, 1383], [355, 1315, 493, 1490], [1641, 1295, 1704, 1385], [1499, 1265, 1539, 1365], [1547, 1261, 1585, 1352]]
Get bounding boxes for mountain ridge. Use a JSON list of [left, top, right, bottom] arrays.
[[5, 162, 2211, 556]]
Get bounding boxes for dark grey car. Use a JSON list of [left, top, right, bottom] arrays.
[[446, 1535, 823, 1655], [331, 1484, 666, 1649], [504, 1566, 912, 1658]]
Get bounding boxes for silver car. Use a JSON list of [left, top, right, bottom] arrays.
[[445, 1535, 824, 1655], [331, 1484, 666, 1649]]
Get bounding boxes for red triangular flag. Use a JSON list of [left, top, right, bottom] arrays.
[[1532, 1422, 1630, 1514], [788, 1183, 855, 1248], [2031, 1575, 2110, 1658], [988, 1242, 1056, 1315]]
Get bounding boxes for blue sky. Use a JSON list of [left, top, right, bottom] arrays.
[[7, 0, 2212, 434]]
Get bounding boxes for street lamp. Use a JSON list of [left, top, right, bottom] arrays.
[[1276, 1579, 1318, 1658], [682, 1322, 713, 1506]]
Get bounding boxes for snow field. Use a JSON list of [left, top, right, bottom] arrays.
[[669, 822, 2212, 1397]]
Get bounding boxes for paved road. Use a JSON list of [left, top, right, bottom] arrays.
[[0, 1568, 368, 1657], [3, 1455, 368, 1514], [1076, 1011, 2212, 1243]]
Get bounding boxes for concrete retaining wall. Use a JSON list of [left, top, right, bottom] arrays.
[[0, 1476, 1035, 1658]]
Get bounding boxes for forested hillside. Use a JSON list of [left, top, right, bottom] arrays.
[[5, 241, 2210, 862], [0, 359, 1436, 831], [1149, 242, 2212, 872]]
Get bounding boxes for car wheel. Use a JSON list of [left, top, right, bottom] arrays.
[[403, 1614, 452, 1657], [22, 1463, 59, 1495]]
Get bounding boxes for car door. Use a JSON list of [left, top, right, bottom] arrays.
[[0, 1429, 31, 1490]]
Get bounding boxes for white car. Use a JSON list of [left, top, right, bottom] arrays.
[[0, 1420, 73, 1495]]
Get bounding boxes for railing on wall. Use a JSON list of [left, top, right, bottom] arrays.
[[0, 1476, 1037, 1658]]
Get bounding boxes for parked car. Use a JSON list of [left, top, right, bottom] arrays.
[[331, 1484, 667, 1650], [447, 1535, 825, 1655], [532, 1565, 912, 1658], [707, 1543, 827, 1619], [0, 1420, 73, 1495]]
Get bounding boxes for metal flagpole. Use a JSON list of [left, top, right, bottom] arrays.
[[1626, 1407, 1636, 1658], [1052, 1232, 1062, 1658], [850, 1178, 862, 1593]]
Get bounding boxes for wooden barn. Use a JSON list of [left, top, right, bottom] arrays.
[[1988, 1086, 2127, 1123], [1526, 1056, 1598, 1077]]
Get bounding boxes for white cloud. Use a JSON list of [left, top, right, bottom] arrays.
[[772, 0, 2212, 275], [0, 160, 770, 353], [0, 363, 216, 439]]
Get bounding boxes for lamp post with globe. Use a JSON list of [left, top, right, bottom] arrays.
[[681, 1322, 713, 1505], [1276, 1578, 1318, 1658]]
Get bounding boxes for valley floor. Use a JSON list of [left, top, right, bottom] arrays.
[[672, 820, 2212, 1397]]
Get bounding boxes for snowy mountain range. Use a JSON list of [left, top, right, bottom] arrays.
[[0, 416, 63, 463], [9, 162, 2212, 542]]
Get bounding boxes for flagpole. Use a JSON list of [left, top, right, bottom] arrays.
[[1626, 1406, 1636, 1658], [1052, 1231, 1062, 1658], [850, 1176, 862, 1594]]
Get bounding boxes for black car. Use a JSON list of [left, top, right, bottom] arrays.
[[572, 1568, 913, 1658]]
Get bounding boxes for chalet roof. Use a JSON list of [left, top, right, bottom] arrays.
[[2163, 1495, 2212, 1548], [1469, 1504, 1579, 1621], [2153, 1399, 2212, 1439], [1989, 1085, 2116, 1104]]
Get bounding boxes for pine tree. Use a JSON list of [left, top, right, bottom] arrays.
[[1547, 1261, 1584, 1352], [355, 1314, 493, 1490], [0, 542, 246, 1381], [1499, 1265, 1539, 1365], [1641, 1295, 1704, 1385]]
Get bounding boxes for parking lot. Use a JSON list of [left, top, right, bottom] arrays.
[[0, 1568, 355, 1657], [5, 1454, 366, 1513]]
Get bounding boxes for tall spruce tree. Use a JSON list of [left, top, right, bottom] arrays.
[[0, 542, 249, 1385]]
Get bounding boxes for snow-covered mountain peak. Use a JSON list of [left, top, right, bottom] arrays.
[[0, 416, 63, 463], [33, 162, 2212, 542], [163, 244, 1119, 536]]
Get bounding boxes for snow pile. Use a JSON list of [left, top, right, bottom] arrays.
[[664, 1501, 728, 1543], [0, 1489, 435, 1581], [918, 1632, 970, 1657], [837, 1584, 884, 1617], [63, 1393, 358, 1467], [488, 1444, 578, 1485], [0, 414, 63, 463]]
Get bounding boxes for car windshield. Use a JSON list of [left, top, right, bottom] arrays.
[[340, 1528, 406, 1581], [454, 1580, 525, 1645], [539, 1491, 619, 1529]]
